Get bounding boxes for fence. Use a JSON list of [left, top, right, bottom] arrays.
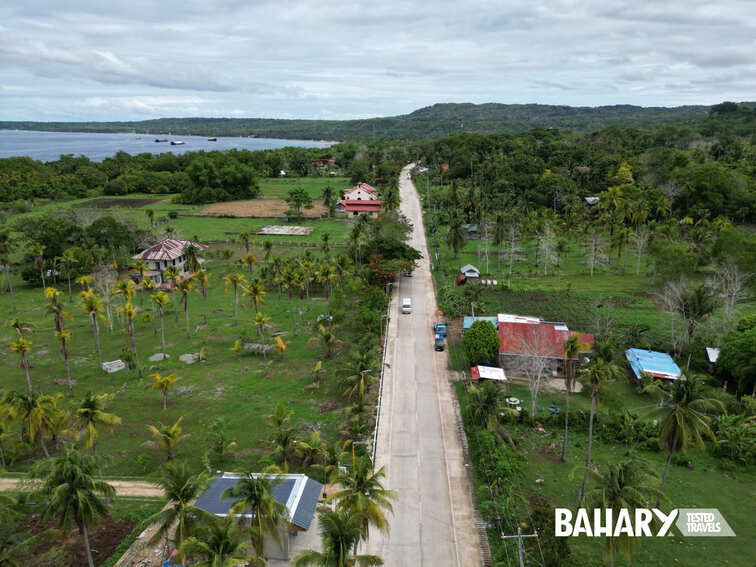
[[369, 285, 393, 465]]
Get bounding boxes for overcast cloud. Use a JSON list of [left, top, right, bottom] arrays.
[[1, 0, 754, 121]]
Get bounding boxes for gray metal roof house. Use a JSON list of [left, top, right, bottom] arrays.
[[195, 473, 323, 560]]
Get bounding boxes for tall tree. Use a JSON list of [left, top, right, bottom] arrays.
[[150, 372, 180, 410], [651, 376, 724, 498], [330, 456, 396, 545], [243, 279, 267, 313], [176, 277, 197, 338], [241, 253, 259, 277], [252, 312, 272, 360], [321, 185, 335, 218], [293, 509, 383, 567], [222, 472, 287, 559], [3, 391, 61, 457], [55, 248, 79, 302], [178, 515, 252, 566], [9, 336, 34, 394], [72, 392, 122, 455], [151, 290, 171, 358], [56, 329, 74, 393], [28, 243, 46, 290], [309, 323, 340, 358], [560, 333, 591, 463], [194, 270, 211, 322], [163, 266, 181, 323], [223, 272, 246, 326], [32, 447, 115, 567], [119, 301, 141, 373], [577, 358, 623, 505], [0, 230, 17, 314], [446, 215, 466, 258], [79, 290, 106, 371], [145, 461, 209, 553]]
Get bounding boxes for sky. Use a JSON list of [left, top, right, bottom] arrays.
[[1, 0, 755, 121]]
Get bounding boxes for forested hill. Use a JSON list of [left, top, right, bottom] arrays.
[[3, 101, 751, 141]]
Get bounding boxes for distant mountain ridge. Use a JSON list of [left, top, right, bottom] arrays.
[[1, 102, 748, 141]]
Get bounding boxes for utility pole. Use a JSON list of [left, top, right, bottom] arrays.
[[500, 528, 539, 567]]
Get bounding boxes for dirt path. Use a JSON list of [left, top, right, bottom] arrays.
[[0, 477, 163, 498]]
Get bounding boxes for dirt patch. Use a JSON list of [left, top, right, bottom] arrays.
[[199, 198, 327, 218], [17, 512, 134, 567], [76, 198, 163, 209]]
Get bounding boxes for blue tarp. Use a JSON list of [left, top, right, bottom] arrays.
[[625, 348, 682, 381]]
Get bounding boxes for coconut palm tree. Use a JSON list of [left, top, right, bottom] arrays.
[[182, 244, 201, 274], [8, 318, 34, 337], [223, 272, 246, 326], [252, 312, 272, 360], [144, 416, 189, 462], [3, 391, 62, 457], [242, 279, 266, 313], [76, 274, 93, 292], [150, 372, 180, 410], [9, 336, 34, 394], [194, 270, 211, 322], [561, 333, 591, 462], [79, 290, 106, 371], [321, 185, 335, 218], [145, 461, 210, 553], [151, 290, 171, 359], [31, 446, 115, 567], [582, 459, 664, 567], [241, 252, 259, 277], [119, 301, 141, 374], [237, 232, 252, 254], [577, 358, 623, 505], [176, 277, 197, 338], [262, 239, 274, 263], [130, 259, 148, 305], [28, 243, 46, 290], [45, 287, 72, 333], [55, 248, 79, 302], [163, 266, 181, 322], [146, 209, 155, 227], [309, 323, 340, 359], [340, 352, 376, 402], [222, 472, 287, 558], [178, 515, 251, 567], [330, 455, 395, 545], [56, 329, 74, 393], [293, 508, 383, 567], [0, 230, 17, 314], [296, 430, 327, 472], [321, 232, 331, 256], [72, 392, 122, 455], [652, 375, 724, 498]]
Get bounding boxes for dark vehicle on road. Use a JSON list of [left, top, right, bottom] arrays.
[[434, 334, 445, 351]]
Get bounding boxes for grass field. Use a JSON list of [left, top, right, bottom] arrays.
[[455, 381, 756, 567], [0, 245, 360, 477]]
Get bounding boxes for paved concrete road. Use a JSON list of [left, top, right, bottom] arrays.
[[368, 165, 481, 566]]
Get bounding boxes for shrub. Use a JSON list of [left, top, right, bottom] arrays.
[[461, 320, 499, 366]]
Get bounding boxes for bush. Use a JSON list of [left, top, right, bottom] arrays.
[[461, 320, 499, 366], [438, 284, 465, 317]]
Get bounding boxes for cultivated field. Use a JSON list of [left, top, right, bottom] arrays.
[[199, 198, 328, 218]]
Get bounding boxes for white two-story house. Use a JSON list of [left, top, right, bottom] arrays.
[[132, 238, 207, 286]]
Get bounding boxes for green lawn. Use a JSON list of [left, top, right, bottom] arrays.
[[258, 176, 351, 199], [456, 381, 756, 567], [0, 247, 360, 476]]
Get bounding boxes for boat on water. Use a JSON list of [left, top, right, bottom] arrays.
[[170, 141, 185, 145], [207, 137, 218, 141], [154, 138, 168, 143]]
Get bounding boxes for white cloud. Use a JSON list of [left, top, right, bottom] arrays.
[[0, 0, 754, 121]]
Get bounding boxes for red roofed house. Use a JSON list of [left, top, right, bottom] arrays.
[[497, 313, 594, 376], [132, 238, 208, 286], [343, 182, 378, 201], [335, 199, 382, 218]]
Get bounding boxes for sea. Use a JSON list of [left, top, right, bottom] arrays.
[[0, 129, 333, 162]]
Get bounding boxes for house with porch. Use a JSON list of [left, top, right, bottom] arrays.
[[498, 313, 594, 376], [131, 238, 207, 286], [194, 473, 323, 561], [335, 199, 382, 218]]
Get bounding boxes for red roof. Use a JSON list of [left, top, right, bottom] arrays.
[[133, 239, 208, 261], [354, 182, 377, 195], [338, 199, 382, 212], [498, 321, 593, 359]]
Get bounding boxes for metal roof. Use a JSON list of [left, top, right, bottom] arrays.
[[133, 239, 207, 261], [460, 264, 480, 275], [338, 199, 382, 212], [499, 319, 594, 359], [625, 349, 682, 381], [194, 473, 323, 530], [706, 347, 720, 364], [463, 316, 499, 330], [471, 365, 507, 381]]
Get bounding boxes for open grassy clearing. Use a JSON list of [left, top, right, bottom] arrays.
[[455, 381, 756, 567], [0, 247, 359, 477], [258, 176, 351, 199]]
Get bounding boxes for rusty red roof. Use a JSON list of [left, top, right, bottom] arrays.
[[133, 239, 208, 261], [355, 182, 377, 195], [498, 321, 593, 359], [338, 199, 382, 212]]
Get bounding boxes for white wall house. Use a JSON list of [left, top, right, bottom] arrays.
[[132, 238, 207, 285]]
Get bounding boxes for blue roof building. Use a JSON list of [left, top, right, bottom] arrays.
[[195, 473, 323, 560], [625, 348, 683, 381], [463, 316, 499, 332]]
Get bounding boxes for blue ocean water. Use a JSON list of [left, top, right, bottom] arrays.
[[0, 130, 332, 162]]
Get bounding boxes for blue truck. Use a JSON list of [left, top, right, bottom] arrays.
[[433, 322, 447, 338]]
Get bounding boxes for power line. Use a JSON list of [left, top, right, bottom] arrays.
[[500, 528, 539, 567]]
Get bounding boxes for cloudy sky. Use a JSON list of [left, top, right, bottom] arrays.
[[1, 0, 754, 121]]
